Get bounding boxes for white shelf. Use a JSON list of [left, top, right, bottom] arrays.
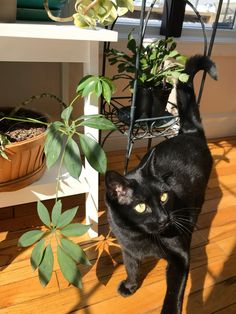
[[0, 166, 90, 208], [0, 22, 118, 237]]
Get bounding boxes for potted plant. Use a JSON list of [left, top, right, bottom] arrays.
[[43, 0, 134, 28], [0, 105, 48, 192], [106, 34, 189, 120], [0, 76, 117, 288]]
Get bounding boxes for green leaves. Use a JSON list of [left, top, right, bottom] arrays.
[[39, 245, 54, 287], [51, 200, 62, 226], [107, 34, 188, 89], [30, 239, 45, 270], [18, 200, 91, 288], [44, 123, 64, 169], [79, 116, 116, 131], [57, 207, 78, 229], [79, 134, 107, 174], [37, 201, 51, 228], [60, 223, 91, 237], [18, 230, 45, 247], [57, 245, 83, 289], [72, 0, 134, 28], [76, 75, 116, 104], [64, 137, 82, 178], [61, 238, 91, 266]]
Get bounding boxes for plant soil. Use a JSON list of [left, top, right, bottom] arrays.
[[0, 108, 47, 143]]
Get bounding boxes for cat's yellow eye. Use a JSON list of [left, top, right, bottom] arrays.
[[160, 192, 168, 203], [134, 203, 146, 213]]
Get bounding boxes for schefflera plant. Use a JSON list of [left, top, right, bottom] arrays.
[[17, 75, 116, 288], [44, 75, 116, 179], [18, 200, 91, 288]]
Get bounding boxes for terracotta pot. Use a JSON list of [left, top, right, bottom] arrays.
[[0, 108, 47, 192]]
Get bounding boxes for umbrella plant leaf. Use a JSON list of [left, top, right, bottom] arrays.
[[82, 78, 99, 98], [60, 223, 91, 237], [179, 73, 189, 82], [57, 207, 78, 229], [94, 81, 103, 98], [45, 131, 64, 169], [30, 239, 45, 271], [76, 75, 93, 93], [37, 201, 51, 228], [18, 230, 45, 247], [57, 245, 83, 289], [60, 238, 91, 266], [64, 137, 82, 178], [38, 244, 54, 287], [61, 106, 73, 122], [79, 116, 116, 130], [101, 80, 112, 104], [51, 200, 62, 227], [79, 134, 107, 174]]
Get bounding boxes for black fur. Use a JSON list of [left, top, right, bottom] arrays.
[[105, 55, 217, 314]]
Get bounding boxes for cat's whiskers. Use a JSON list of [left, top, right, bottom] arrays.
[[150, 233, 167, 258]]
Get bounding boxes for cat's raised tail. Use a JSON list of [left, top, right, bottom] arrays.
[[177, 54, 217, 134]]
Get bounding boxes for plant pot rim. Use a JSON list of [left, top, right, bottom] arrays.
[[1, 106, 48, 149], [5, 130, 46, 149]]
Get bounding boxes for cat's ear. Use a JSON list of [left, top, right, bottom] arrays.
[[105, 171, 133, 205]]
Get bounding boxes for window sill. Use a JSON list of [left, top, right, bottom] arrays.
[[115, 18, 236, 57]]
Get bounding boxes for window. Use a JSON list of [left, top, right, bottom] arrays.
[[125, 0, 236, 29]]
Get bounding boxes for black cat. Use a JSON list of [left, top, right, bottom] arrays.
[[104, 55, 218, 313]]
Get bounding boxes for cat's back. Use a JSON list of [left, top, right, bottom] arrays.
[[149, 133, 213, 185]]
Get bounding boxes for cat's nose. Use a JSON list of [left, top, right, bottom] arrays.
[[158, 216, 169, 229]]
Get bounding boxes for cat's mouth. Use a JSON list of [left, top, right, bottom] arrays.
[[157, 222, 171, 234]]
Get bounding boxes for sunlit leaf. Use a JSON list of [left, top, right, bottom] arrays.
[[38, 244, 54, 287], [45, 130, 64, 169], [30, 239, 45, 270], [18, 230, 45, 247], [79, 134, 107, 174], [79, 116, 116, 130], [61, 238, 91, 266], [57, 245, 82, 288], [37, 201, 51, 228], [179, 73, 189, 82], [61, 106, 73, 122], [76, 75, 93, 93], [60, 223, 90, 237], [64, 138, 82, 178], [51, 200, 62, 227], [57, 207, 78, 229]]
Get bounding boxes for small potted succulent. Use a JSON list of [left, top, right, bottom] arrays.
[[43, 0, 134, 28], [106, 34, 189, 120]]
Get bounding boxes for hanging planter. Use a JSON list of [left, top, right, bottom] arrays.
[[0, 107, 48, 192]]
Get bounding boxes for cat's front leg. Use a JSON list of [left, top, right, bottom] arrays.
[[161, 252, 190, 314], [118, 250, 140, 297]]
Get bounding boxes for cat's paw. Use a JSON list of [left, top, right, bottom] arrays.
[[117, 280, 138, 297]]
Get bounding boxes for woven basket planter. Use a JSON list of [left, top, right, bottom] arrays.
[[0, 108, 47, 192]]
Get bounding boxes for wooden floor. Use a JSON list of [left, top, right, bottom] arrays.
[[1, 137, 236, 314]]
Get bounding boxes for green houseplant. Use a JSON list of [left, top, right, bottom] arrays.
[[106, 34, 189, 120], [43, 0, 134, 28], [0, 75, 116, 288]]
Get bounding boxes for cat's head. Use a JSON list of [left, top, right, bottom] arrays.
[[105, 170, 176, 235]]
